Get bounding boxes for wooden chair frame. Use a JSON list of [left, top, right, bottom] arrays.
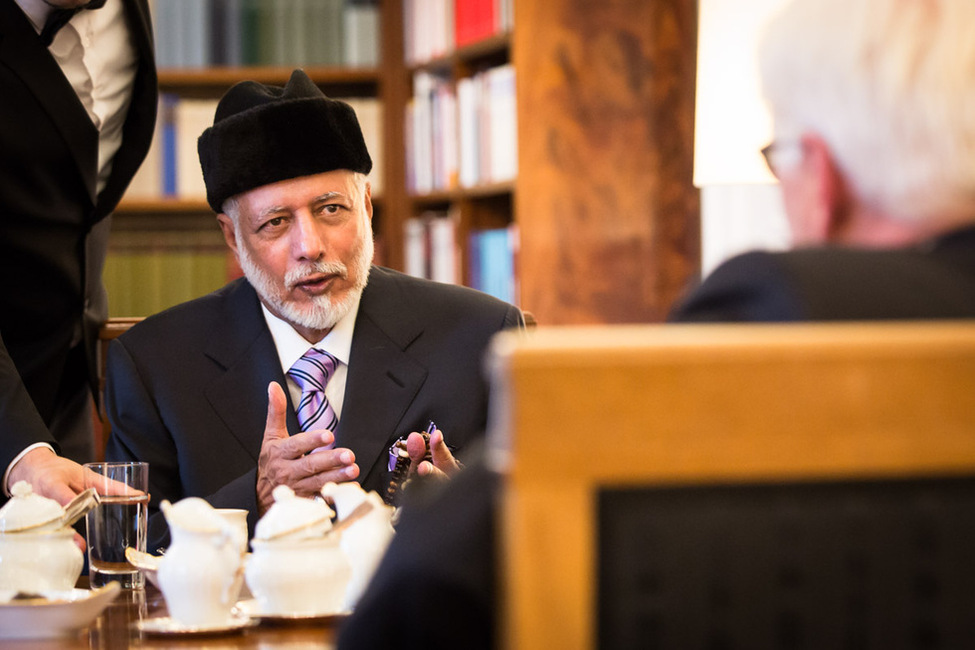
[[486, 322, 975, 650]]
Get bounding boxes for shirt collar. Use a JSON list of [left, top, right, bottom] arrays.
[[261, 294, 360, 374], [13, 0, 55, 32]]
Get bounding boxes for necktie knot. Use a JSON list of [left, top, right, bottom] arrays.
[[288, 348, 339, 433], [40, 0, 107, 46]]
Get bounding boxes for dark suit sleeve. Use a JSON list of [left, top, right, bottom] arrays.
[[504, 304, 525, 329], [104, 338, 260, 551], [668, 251, 807, 323], [337, 460, 498, 650], [0, 333, 58, 479]]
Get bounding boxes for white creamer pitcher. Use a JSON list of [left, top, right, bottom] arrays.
[[157, 498, 242, 627], [320, 482, 395, 609]]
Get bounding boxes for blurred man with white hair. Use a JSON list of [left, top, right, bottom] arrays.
[[671, 0, 975, 321], [339, 2, 975, 649]]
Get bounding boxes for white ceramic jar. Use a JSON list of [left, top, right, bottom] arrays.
[[244, 485, 350, 615], [0, 482, 83, 592], [246, 536, 351, 615]]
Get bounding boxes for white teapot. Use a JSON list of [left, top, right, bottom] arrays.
[[320, 482, 395, 609], [245, 485, 350, 615], [157, 498, 242, 627]]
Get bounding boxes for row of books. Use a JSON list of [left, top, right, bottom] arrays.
[[403, 211, 517, 304], [405, 64, 517, 194], [103, 230, 231, 317], [404, 209, 460, 284], [152, 0, 380, 70], [404, 0, 514, 64], [126, 95, 384, 202]]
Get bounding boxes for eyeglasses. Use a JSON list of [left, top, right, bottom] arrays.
[[760, 140, 803, 178]]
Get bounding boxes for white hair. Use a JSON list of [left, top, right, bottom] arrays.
[[759, 0, 975, 225], [223, 172, 373, 331]]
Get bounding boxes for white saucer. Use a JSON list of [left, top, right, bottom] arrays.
[[235, 598, 351, 624], [135, 612, 254, 637], [0, 583, 121, 640]]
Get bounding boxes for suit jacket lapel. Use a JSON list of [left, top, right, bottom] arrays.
[[0, 0, 98, 205], [202, 281, 299, 461], [335, 269, 429, 486]]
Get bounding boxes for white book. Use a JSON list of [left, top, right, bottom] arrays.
[[429, 214, 458, 284], [403, 217, 428, 279], [344, 98, 384, 195], [438, 84, 458, 189], [457, 75, 480, 187], [175, 99, 220, 199], [486, 64, 517, 183]]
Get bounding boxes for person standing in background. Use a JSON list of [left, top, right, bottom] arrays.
[[0, 0, 157, 505]]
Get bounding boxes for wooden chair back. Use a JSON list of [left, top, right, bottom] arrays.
[[487, 322, 975, 650], [93, 317, 143, 460]]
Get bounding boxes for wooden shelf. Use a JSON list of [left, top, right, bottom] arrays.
[[157, 66, 380, 96], [116, 198, 212, 214], [409, 33, 511, 74], [409, 181, 515, 205]]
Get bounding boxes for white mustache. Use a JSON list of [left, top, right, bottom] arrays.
[[285, 261, 348, 290]]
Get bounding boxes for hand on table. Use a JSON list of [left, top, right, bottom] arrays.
[[256, 382, 359, 515]]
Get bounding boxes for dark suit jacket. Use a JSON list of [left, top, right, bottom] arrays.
[[0, 0, 157, 471], [104, 267, 523, 551], [338, 224, 975, 650], [669, 224, 975, 322]]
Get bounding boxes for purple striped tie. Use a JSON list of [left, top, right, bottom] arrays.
[[288, 348, 339, 434]]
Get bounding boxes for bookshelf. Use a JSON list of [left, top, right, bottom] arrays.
[[394, 0, 701, 322], [111, 0, 701, 324]]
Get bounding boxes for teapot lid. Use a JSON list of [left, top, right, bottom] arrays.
[[254, 485, 333, 540], [0, 481, 64, 533], [161, 497, 227, 534]]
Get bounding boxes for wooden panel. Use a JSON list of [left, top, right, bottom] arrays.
[[514, 0, 701, 324], [489, 322, 975, 650]]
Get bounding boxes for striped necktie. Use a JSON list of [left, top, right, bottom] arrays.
[[288, 348, 339, 434]]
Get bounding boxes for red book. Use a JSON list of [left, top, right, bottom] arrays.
[[454, 0, 497, 48]]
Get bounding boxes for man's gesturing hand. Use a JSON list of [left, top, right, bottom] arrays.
[[406, 428, 461, 481], [256, 382, 359, 514]]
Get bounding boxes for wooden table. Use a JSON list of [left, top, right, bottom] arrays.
[[3, 581, 340, 649]]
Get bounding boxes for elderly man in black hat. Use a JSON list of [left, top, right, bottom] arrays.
[[103, 70, 523, 551]]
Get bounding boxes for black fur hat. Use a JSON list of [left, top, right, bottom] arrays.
[[198, 69, 372, 213]]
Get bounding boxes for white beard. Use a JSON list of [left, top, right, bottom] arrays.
[[236, 220, 374, 332]]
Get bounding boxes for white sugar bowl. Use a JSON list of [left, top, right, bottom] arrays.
[[245, 486, 350, 615], [0, 482, 84, 592]]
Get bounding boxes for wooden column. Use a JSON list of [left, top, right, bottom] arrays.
[[514, 0, 700, 324]]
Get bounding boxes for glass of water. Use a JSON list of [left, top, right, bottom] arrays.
[[84, 462, 149, 589]]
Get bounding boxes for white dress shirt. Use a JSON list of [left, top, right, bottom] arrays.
[[262, 296, 361, 424], [14, 0, 138, 194]]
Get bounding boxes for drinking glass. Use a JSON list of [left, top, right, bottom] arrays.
[[84, 462, 149, 589]]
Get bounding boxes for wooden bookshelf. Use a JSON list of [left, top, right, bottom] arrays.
[[112, 0, 701, 324], [156, 66, 380, 98]]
